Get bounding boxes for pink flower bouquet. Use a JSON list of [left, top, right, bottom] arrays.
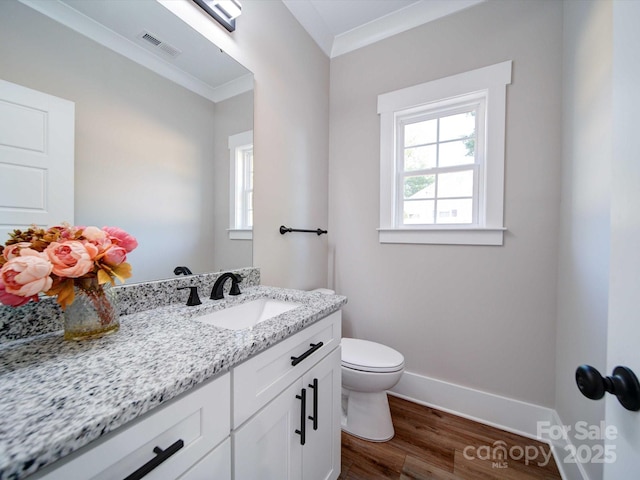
[[0, 224, 137, 309]]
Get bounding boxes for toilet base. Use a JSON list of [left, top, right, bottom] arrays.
[[341, 388, 394, 442]]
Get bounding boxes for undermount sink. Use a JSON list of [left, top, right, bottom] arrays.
[[194, 298, 301, 330]]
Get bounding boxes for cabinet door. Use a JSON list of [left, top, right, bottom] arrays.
[[233, 380, 304, 480], [302, 347, 341, 480]]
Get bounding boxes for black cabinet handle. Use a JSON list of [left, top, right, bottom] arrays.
[[295, 388, 307, 445], [308, 378, 318, 430], [291, 342, 324, 366], [123, 439, 184, 480]]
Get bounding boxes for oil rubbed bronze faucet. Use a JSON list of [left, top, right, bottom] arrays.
[[177, 286, 201, 306], [210, 273, 243, 300], [174, 266, 193, 275]]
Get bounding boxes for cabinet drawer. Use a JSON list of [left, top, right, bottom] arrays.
[[34, 373, 230, 480], [233, 312, 341, 428], [177, 438, 231, 480]]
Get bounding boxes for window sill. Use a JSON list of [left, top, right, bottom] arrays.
[[228, 229, 252, 240], [377, 227, 505, 246]]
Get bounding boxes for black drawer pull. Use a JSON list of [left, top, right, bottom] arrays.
[[295, 388, 307, 445], [123, 439, 184, 480], [291, 342, 324, 366], [308, 378, 318, 430]]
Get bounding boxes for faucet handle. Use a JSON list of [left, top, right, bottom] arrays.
[[178, 286, 201, 306], [229, 273, 243, 296]]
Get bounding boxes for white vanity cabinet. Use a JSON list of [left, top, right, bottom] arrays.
[[31, 373, 231, 480], [25, 310, 342, 480], [232, 312, 342, 480]]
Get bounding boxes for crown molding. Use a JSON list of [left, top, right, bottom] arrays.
[[332, 0, 485, 58]]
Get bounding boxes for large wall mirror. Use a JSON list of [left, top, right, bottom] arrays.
[[0, 0, 254, 283]]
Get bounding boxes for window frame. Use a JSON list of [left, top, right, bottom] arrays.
[[378, 61, 512, 246], [396, 96, 486, 227], [228, 130, 253, 240]]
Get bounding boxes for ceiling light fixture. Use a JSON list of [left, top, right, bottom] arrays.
[[192, 0, 242, 32]]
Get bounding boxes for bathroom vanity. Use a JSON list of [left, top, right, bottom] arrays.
[[0, 278, 346, 480]]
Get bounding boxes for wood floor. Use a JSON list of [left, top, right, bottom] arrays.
[[340, 395, 562, 479]]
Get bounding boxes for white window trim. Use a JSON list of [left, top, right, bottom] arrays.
[[228, 130, 253, 241], [227, 228, 253, 240], [378, 61, 512, 246]]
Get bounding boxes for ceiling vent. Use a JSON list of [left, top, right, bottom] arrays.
[[137, 31, 182, 58]]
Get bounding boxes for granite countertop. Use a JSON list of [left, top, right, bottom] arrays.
[[0, 286, 347, 480]]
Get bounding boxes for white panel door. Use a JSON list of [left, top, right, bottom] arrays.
[[233, 379, 303, 480], [605, 1, 640, 477], [0, 79, 74, 242], [302, 347, 341, 480]]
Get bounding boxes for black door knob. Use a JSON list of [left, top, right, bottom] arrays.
[[575, 365, 640, 411]]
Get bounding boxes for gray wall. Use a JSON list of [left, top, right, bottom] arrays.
[[241, 1, 330, 290], [328, 0, 563, 407], [558, 2, 611, 479], [167, 0, 331, 290]]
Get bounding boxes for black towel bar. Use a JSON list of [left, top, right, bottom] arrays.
[[280, 225, 327, 236]]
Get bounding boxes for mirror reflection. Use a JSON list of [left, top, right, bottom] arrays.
[[0, 0, 254, 283]]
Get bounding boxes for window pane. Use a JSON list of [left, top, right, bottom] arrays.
[[404, 145, 436, 171], [436, 199, 473, 224], [439, 111, 475, 142], [437, 170, 474, 198], [404, 119, 437, 147], [439, 139, 475, 167], [404, 174, 435, 199], [404, 200, 434, 224]]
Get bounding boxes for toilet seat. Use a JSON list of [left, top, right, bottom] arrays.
[[341, 338, 405, 373]]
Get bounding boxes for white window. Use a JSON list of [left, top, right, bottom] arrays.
[[378, 61, 512, 245], [228, 130, 253, 240]]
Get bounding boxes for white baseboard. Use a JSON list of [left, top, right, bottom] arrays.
[[389, 370, 588, 480], [546, 410, 591, 480], [389, 371, 554, 439]]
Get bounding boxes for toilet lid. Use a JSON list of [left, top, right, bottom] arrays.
[[341, 338, 405, 373]]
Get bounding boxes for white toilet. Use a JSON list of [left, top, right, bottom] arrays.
[[341, 338, 405, 441], [311, 289, 405, 442]]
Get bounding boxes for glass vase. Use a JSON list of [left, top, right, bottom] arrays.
[[63, 278, 119, 341]]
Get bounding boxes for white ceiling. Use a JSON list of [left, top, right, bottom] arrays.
[[282, 0, 485, 58]]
